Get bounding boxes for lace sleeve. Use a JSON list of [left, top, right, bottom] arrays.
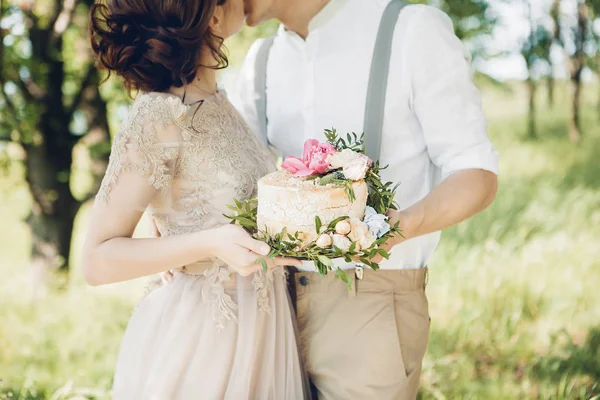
[[97, 94, 188, 206]]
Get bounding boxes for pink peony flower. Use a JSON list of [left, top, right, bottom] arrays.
[[282, 139, 338, 177]]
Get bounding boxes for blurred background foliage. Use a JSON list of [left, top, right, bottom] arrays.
[[1, 0, 599, 399]]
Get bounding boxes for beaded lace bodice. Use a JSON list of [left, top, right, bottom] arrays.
[[97, 91, 277, 329]]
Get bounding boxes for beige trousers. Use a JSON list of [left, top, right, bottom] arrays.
[[292, 267, 430, 400]]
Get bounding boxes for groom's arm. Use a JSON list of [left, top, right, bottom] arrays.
[[390, 6, 499, 245], [390, 170, 497, 243]]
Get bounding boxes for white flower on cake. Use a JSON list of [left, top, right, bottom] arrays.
[[316, 234, 333, 248], [334, 220, 351, 235], [348, 218, 377, 250], [331, 234, 352, 252], [363, 206, 391, 238], [327, 149, 372, 181]]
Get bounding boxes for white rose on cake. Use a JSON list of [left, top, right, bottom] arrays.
[[327, 149, 372, 181], [331, 234, 352, 252]]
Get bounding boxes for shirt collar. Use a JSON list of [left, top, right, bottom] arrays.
[[308, 0, 349, 32], [277, 0, 349, 39]]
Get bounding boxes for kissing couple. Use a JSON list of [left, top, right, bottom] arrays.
[[83, 0, 498, 398]]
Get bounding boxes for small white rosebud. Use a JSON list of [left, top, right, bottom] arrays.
[[335, 220, 351, 235], [316, 234, 333, 248], [348, 218, 376, 249]]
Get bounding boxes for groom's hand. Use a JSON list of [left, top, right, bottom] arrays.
[[366, 209, 412, 264]]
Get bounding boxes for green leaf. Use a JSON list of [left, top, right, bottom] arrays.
[[233, 217, 257, 229], [327, 216, 349, 230], [314, 258, 328, 276], [377, 248, 390, 259], [315, 215, 322, 234], [261, 258, 268, 272], [226, 204, 241, 212], [336, 268, 352, 290], [317, 255, 333, 268], [319, 173, 337, 185], [349, 241, 357, 252]]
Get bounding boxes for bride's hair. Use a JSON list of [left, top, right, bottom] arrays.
[[90, 0, 228, 94]]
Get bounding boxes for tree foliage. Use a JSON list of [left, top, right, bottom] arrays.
[[0, 0, 110, 282]]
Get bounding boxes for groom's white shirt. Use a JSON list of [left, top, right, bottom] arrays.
[[232, 0, 499, 270]]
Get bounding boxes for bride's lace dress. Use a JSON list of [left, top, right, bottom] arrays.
[[98, 91, 308, 399]]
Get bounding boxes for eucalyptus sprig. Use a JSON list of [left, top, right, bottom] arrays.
[[223, 198, 258, 230], [365, 162, 400, 215], [324, 128, 365, 152]]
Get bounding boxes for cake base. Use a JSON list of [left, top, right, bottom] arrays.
[[256, 170, 368, 243]]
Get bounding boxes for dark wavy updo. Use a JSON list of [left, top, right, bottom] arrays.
[[90, 0, 228, 94]]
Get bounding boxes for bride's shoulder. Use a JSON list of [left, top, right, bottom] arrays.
[[129, 91, 190, 125]]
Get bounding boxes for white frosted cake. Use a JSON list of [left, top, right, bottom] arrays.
[[256, 170, 368, 243]]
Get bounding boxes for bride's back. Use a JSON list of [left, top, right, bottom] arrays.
[[97, 90, 274, 237]]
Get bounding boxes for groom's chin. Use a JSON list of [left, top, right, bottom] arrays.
[[244, 15, 262, 27]]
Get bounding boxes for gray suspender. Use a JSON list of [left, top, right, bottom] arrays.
[[253, 0, 406, 161], [363, 0, 406, 161]]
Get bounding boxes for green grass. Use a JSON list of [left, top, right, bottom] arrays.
[[1, 81, 600, 399]]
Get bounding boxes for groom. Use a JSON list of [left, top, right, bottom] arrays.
[[233, 0, 499, 398]]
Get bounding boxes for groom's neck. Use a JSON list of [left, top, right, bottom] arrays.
[[278, 0, 330, 39]]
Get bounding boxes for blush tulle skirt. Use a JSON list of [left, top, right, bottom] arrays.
[[112, 267, 310, 399]]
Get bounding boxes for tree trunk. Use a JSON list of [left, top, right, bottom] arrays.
[[527, 78, 537, 139], [569, 76, 582, 142], [569, 2, 588, 143], [551, 0, 561, 43], [25, 28, 80, 289], [25, 143, 80, 291], [597, 55, 600, 121], [80, 70, 111, 194], [549, 0, 561, 110], [547, 74, 554, 109]]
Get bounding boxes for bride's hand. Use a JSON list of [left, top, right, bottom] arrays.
[[212, 225, 302, 276]]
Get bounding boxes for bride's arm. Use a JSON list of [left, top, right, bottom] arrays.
[[82, 197, 274, 286], [82, 162, 293, 286], [81, 168, 226, 286], [82, 98, 298, 287]]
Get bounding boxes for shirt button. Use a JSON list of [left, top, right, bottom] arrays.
[[299, 276, 309, 286]]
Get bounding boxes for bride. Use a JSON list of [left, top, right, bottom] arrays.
[[83, 0, 308, 398]]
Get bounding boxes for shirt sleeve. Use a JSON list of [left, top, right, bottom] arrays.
[[230, 38, 266, 138], [406, 6, 499, 180]]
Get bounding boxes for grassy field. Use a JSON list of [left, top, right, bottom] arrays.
[[1, 81, 600, 399]]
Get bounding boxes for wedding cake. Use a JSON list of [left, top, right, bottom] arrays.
[[225, 134, 399, 274], [256, 170, 368, 243]]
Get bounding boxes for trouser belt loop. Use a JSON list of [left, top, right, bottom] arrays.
[[424, 267, 429, 290]]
